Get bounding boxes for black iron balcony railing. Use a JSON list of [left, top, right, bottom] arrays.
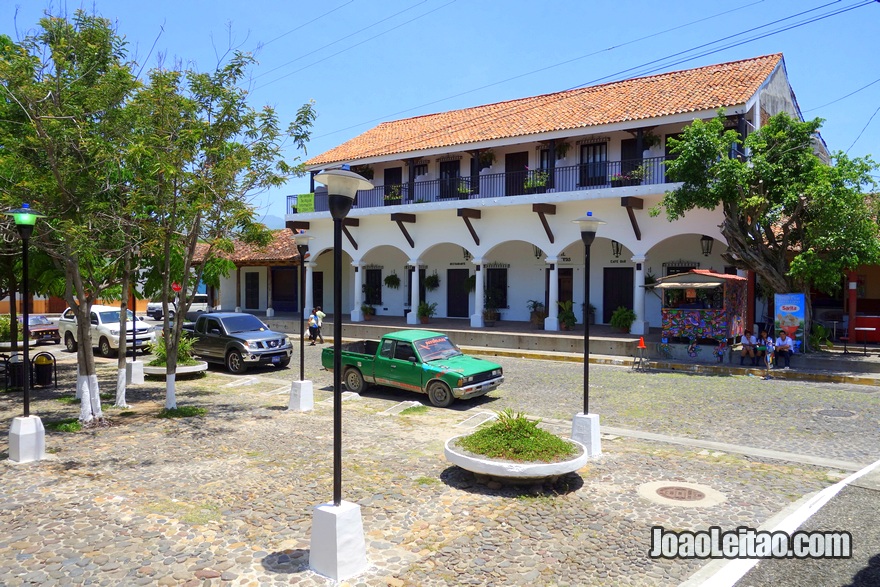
[[288, 156, 669, 214]]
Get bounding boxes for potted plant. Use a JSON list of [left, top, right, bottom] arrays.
[[557, 300, 576, 330], [527, 299, 546, 329], [483, 290, 502, 326], [384, 271, 401, 290], [361, 303, 376, 320], [425, 271, 441, 291], [583, 303, 596, 325], [610, 306, 637, 333], [383, 184, 402, 206], [417, 301, 437, 324], [523, 166, 548, 194], [457, 179, 472, 199], [478, 149, 495, 170]]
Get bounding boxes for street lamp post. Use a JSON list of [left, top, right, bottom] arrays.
[[289, 230, 314, 412], [309, 168, 372, 581], [5, 203, 46, 463], [571, 211, 605, 457]]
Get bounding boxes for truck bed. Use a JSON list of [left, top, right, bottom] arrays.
[[340, 339, 380, 356]]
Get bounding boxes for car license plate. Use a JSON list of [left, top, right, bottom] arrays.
[[272, 356, 280, 364]]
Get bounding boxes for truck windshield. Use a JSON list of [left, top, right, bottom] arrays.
[[415, 336, 462, 362], [223, 315, 268, 333], [98, 310, 134, 323]]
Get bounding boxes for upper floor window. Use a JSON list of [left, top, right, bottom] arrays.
[[579, 142, 608, 187]]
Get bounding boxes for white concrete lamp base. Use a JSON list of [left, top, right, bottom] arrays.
[[289, 380, 314, 411], [9, 415, 46, 463], [309, 500, 368, 581], [571, 412, 602, 458], [126, 360, 145, 385]]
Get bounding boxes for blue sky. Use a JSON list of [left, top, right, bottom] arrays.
[[4, 0, 879, 226]]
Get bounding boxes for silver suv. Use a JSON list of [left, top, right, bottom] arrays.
[[146, 294, 209, 320]]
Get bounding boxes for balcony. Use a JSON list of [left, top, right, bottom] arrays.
[[288, 156, 669, 214]]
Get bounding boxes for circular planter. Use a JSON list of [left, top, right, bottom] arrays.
[[444, 436, 588, 483], [143, 361, 208, 377]]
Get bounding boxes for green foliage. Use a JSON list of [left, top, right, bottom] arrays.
[[458, 409, 576, 462], [384, 271, 401, 289], [158, 406, 207, 419], [526, 299, 545, 313], [609, 306, 637, 331], [400, 405, 429, 415], [424, 271, 440, 291], [45, 418, 82, 433], [360, 303, 376, 316], [557, 300, 576, 329], [147, 333, 199, 367], [809, 323, 834, 351], [0, 316, 22, 341], [417, 301, 437, 318], [656, 110, 880, 300]]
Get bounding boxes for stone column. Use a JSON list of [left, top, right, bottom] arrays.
[[631, 254, 648, 335], [544, 258, 559, 331], [407, 260, 421, 325], [470, 258, 484, 327], [266, 267, 275, 318], [350, 262, 364, 322], [235, 266, 241, 312]]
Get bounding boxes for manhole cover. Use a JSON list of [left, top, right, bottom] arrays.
[[656, 486, 706, 501], [818, 409, 856, 418]]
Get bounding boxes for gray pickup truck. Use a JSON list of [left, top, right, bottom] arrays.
[[182, 312, 292, 373]]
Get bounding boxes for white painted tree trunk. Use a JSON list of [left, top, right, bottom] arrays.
[[115, 369, 128, 408], [76, 365, 84, 400], [165, 373, 177, 409], [78, 373, 102, 423]]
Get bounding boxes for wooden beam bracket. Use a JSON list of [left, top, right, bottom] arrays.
[[620, 197, 643, 241], [531, 203, 556, 244], [457, 208, 481, 246], [390, 213, 416, 248]]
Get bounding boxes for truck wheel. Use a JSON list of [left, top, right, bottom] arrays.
[[427, 381, 454, 408], [64, 332, 78, 353], [344, 368, 367, 394], [98, 337, 115, 358], [226, 349, 247, 374]]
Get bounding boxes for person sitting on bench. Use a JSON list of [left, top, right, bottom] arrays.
[[739, 330, 757, 365], [774, 331, 795, 369]]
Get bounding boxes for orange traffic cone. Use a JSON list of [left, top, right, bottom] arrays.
[[638, 337, 647, 349]]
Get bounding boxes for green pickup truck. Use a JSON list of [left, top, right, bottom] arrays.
[[321, 330, 504, 407]]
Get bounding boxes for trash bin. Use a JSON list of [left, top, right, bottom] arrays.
[[7, 355, 24, 388], [33, 352, 55, 387]]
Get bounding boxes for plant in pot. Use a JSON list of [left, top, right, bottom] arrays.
[[526, 299, 546, 329], [557, 300, 576, 330], [384, 271, 401, 290], [147, 333, 200, 368], [610, 306, 637, 333], [483, 290, 502, 326], [417, 301, 437, 324], [361, 303, 376, 320], [424, 271, 441, 291], [582, 303, 597, 325], [523, 166, 548, 194]]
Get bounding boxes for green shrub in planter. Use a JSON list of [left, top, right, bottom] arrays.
[[609, 306, 637, 332]]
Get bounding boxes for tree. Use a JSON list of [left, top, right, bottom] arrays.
[[0, 13, 140, 422], [655, 111, 880, 346], [130, 52, 315, 409]]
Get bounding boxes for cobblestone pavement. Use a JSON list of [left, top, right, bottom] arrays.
[[0, 346, 872, 586]]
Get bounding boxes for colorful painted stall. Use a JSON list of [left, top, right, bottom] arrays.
[[654, 270, 748, 348]]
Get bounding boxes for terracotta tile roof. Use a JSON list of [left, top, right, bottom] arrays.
[[306, 54, 783, 167], [194, 229, 301, 265]]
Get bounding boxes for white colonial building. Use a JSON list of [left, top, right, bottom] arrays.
[[274, 53, 805, 333]]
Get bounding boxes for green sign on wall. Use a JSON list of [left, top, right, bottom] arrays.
[[296, 193, 315, 213]]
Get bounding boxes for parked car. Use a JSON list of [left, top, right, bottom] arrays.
[[182, 312, 292, 373], [19, 315, 61, 345], [57, 305, 156, 357], [146, 293, 209, 320], [321, 329, 504, 407]]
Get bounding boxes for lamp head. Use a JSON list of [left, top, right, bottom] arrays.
[[573, 211, 606, 247], [5, 203, 45, 240], [700, 235, 714, 257], [315, 168, 373, 220]]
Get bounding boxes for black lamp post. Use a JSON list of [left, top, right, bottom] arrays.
[[5, 203, 45, 418], [293, 231, 313, 382], [314, 168, 372, 506], [573, 211, 605, 415]]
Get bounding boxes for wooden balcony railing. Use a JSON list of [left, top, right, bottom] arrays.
[[288, 156, 669, 214]]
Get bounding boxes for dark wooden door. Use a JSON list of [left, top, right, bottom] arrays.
[[384, 167, 403, 203], [505, 151, 529, 196], [621, 138, 643, 178], [439, 160, 460, 199], [312, 271, 323, 311], [272, 267, 296, 312], [245, 272, 259, 309], [603, 267, 633, 323], [447, 268, 470, 318], [579, 142, 607, 186], [559, 268, 573, 306]]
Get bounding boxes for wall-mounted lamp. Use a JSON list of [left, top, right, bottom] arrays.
[[700, 235, 714, 257], [462, 247, 472, 261], [534, 245, 544, 259], [611, 240, 622, 258]]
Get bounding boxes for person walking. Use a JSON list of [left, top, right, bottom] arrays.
[[315, 306, 326, 344], [307, 308, 319, 346]]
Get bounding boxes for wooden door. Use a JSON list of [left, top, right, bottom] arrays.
[[505, 151, 529, 196], [603, 267, 634, 323], [439, 161, 460, 199], [447, 268, 469, 318]]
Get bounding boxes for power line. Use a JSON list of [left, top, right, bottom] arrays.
[[846, 105, 880, 154], [259, 1, 356, 48], [803, 77, 880, 112], [308, 0, 877, 161]]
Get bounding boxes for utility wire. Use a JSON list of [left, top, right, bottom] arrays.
[[803, 77, 880, 112], [308, 0, 877, 160], [259, 1, 356, 48], [846, 105, 880, 154]]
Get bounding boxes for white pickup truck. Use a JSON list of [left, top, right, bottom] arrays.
[[58, 305, 156, 357], [146, 293, 209, 320]]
